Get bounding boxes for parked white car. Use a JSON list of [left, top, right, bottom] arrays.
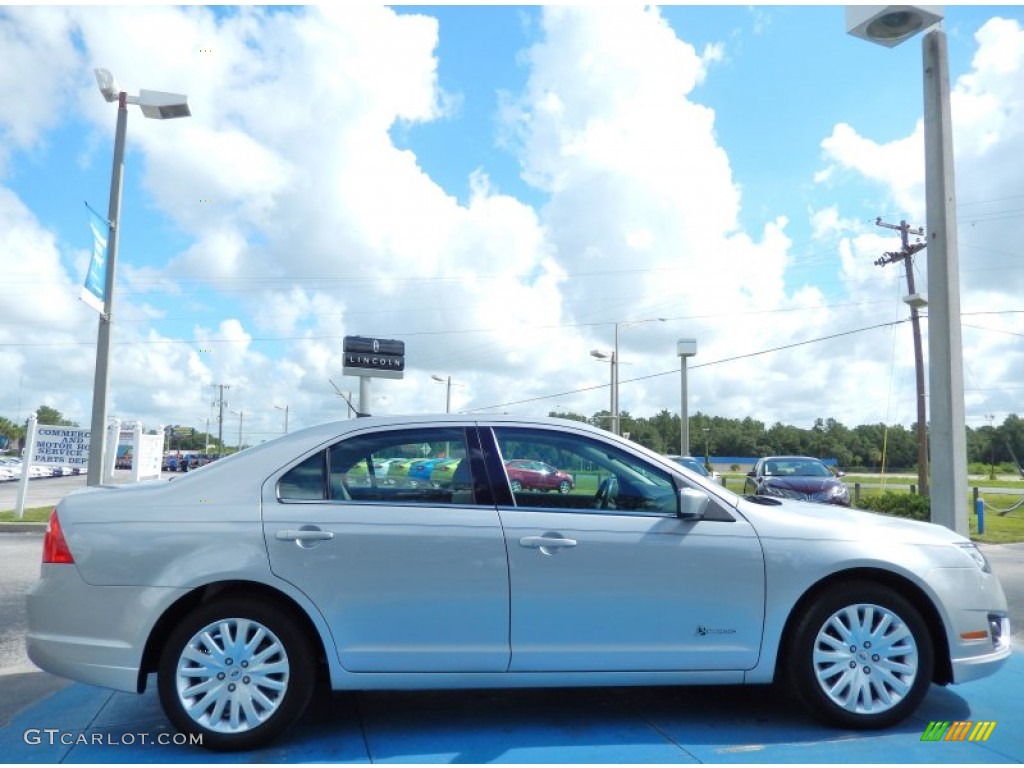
[[27, 415, 1011, 751]]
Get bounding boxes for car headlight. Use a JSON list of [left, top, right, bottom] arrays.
[[956, 542, 991, 573]]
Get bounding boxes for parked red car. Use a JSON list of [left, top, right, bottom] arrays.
[[504, 459, 574, 494]]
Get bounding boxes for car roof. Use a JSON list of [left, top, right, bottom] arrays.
[[760, 455, 827, 462]]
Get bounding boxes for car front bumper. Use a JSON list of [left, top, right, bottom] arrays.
[[927, 564, 1012, 685], [950, 614, 1012, 683]]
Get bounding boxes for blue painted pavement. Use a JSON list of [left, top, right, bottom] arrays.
[[2, 652, 1023, 763]]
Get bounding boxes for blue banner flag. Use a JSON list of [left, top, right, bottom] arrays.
[[81, 203, 109, 314]]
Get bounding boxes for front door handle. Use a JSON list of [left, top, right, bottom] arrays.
[[275, 529, 334, 542], [519, 535, 577, 549]]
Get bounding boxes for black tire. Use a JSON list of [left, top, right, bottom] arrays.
[[510, 479, 523, 492], [558, 480, 572, 494], [786, 581, 933, 729], [157, 597, 316, 751]]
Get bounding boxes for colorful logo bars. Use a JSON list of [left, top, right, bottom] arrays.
[[921, 721, 997, 742]]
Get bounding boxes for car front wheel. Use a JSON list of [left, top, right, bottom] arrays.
[[157, 597, 315, 751], [787, 581, 933, 729], [558, 480, 572, 494]]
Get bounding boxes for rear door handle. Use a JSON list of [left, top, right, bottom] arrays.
[[275, 529, 334, 542], [519, 536, 577, 549]]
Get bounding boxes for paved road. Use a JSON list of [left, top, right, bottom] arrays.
[[0, 531, 70, 728], [0, 470, 172, 515], [985, 543, 1024, 647]]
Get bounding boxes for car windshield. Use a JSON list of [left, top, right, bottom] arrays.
[[768, 460, 833, 478], [672, 456, 710, 477]]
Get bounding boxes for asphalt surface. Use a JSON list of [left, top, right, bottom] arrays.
[[3, 654, 1024, 763], [1, 475, 1023, 762], [0, 470, 171, 518]]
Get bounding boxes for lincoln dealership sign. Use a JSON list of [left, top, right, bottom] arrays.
[[342, 336, 405, 380]]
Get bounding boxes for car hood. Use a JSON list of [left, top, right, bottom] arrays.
[[763, 477, 843, 493], [737, 495, 968, 546]]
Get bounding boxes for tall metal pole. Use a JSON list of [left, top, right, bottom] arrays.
[[87, 93, 127, 486], [677, 339, 697, 455], [605, 357, 615, 432], [612, 324, 620, 435], [923, 28, 968, 535], [216, 384, 230, 457], [359, 377, 371, 416], [906, 262, 929, 497], [680, 357, 689, 455], [875, 218, 929, 497], [445, 376, 452, 413], [275, 404, 289, 434]]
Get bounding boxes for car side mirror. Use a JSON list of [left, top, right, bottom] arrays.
[[677, 487, 709, 520], [746, 470, 755, 477]]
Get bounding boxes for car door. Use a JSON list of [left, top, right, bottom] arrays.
[[486, 425, 765, 673], [263, 424, 510, 673]]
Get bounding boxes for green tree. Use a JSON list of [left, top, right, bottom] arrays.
[[0, 416, 25, 449], [35, 405, 78, 427], [548, 410, 588, 424]]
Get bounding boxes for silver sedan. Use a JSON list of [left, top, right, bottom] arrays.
[[27, 415, 1011, 751]]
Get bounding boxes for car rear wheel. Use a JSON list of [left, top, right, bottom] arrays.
[[510, 479, 522, 492], [787, 581, 933, 729], [157, 598, 315, 751]]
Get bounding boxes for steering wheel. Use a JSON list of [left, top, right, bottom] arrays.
[[594, 476, 618, 510]]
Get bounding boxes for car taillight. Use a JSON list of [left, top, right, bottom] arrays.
[[42, 509, 74, 564]]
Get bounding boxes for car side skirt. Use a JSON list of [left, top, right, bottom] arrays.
[[325, 669, 745, 691]]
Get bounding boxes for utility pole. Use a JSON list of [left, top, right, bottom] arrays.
[[212, 384, 231, 458], [875, 218, 928, 497]]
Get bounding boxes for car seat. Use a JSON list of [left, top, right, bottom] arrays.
[[450, 459, 475, 504]]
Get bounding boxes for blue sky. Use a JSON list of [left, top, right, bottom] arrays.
[[1, 4, 1023, 447]]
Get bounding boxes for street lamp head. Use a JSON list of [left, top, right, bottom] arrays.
[[903, 293, 928, 309], [431, 375, 445, 383], [95, 69, 191, 118], [590, 349, 611, 361], [845, 5, 943, 48], [135, 89, 191, 119], [677, 338, 697, 358], [94, 68, 120, 102]]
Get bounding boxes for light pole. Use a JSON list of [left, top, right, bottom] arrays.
[[231, 410, 244, 451], [86, 69, 190, 486], [986, 413, 996, 480], [589, 349, 617, 434], [591, 317, 666, 436], [431, 375, 452, 413], [677, 339, 697, 455], [274, 404, 289, 434], [846, 6, 968, 534]]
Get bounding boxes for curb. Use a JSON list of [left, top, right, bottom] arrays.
[[0, 522, 47, 533]]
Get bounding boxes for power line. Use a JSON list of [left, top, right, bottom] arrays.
[[469, 319, 910, 413]]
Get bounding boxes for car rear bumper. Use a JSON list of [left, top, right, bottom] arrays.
[[26, 564, 187, 693]]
